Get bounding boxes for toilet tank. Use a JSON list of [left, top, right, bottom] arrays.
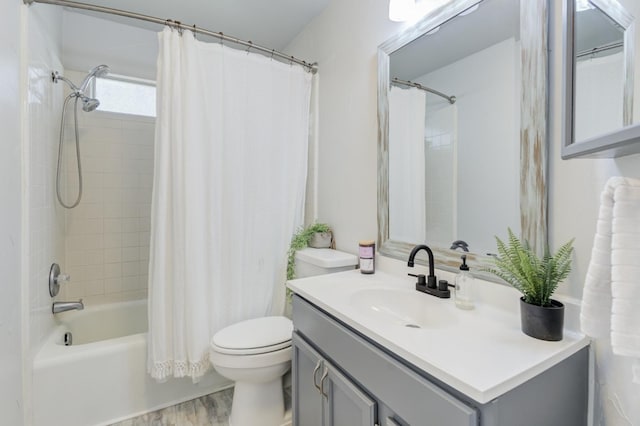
[[294, 248, 358, 278]]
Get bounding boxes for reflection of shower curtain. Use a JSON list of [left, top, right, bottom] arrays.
[[148, 28, 312, 381], [389, 86, 427, 243], [424, 96, 457, 247]]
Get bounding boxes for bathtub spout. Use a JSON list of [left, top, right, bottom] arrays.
[[52, 299, 84, 314]]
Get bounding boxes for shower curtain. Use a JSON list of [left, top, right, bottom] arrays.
[[148, 28, 312, 381], [388, 86, 427, 243]]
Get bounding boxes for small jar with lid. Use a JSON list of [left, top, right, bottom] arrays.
[[358, 240, 375, 274]]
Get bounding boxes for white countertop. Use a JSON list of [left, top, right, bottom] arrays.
[[287, 269, 590, 404]]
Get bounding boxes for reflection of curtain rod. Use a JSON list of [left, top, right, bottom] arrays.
[[576, 41, 623, 59], [24, 0, 318, 73], [392, 78, 456, 104]]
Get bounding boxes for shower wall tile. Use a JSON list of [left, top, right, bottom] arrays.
[[61, 69, 155, 306]]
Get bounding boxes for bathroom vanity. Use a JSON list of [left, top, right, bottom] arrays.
[[288, 270, 590, 426]]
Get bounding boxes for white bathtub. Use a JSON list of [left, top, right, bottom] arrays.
[[33, 300, 230, 426]]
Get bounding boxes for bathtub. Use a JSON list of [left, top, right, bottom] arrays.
[[33, 300, 231, 426]]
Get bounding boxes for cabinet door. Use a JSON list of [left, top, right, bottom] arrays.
[[322, 360, 376, 426], [292, 332, 324, 426]]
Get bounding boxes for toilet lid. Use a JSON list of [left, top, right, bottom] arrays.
[[211, 316, 293, 355]]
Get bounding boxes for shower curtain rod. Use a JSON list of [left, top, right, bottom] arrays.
[[392, 78, 456, 104], [23, 0, 318, 73], [576, 41, 623, 59]]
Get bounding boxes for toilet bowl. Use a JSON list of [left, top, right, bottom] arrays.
[[210, 316, 293, 426]]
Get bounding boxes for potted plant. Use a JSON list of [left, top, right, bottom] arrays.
[[485, 228, 574, 341], [287, 222, 333, 281]]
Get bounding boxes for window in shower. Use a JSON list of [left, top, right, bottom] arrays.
[[94, 75, 156, 117]]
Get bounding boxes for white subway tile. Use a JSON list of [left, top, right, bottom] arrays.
[[103, 173, 123, 189], [138, 261, 149, 276], [103, 218, 122, 233], [103, 233, 122, 249], [122, 276, 139, 291], [139, 217, 151, 232], [139, 232, 150, 246], [122, 217, 139, 233], [122, 261, 138, 277], [85, 280, 105, 296], [122, 203, 139, 218], [139, 246, 150, 261], [104, 248, 122, 264], [122, 247, 139, 262], [104, 278, 123, 294], [65, 218, 103, 235], [122, 232, 139, 248], [65, 282, 85, 299], [102, 202, 122, 218], [66, 234, 104, 250], [103, 263, 122, 279]]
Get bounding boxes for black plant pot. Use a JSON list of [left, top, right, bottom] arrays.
[[519, 297, 564, 341]]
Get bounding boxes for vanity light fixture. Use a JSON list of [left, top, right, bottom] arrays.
[[389, 0, 415, 22]]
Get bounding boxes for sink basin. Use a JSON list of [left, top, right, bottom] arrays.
[[349, 288, 454, 329]]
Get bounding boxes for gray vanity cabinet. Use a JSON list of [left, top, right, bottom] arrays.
[[292, 332, 376, 426], [291, 295, 589, 426]]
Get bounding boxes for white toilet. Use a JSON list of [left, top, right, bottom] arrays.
[[209, 247, 358, 426]]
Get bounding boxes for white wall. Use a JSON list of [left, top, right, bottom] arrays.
[[25, 2, 65, 362], [22, 3, 66, 425], [548, 3, 640, 424], [62, 11, 158, 80], [0, 0, 24, 423], [285, 0, 399, 251]]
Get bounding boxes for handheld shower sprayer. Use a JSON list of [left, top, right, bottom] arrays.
[[52, 64, 110, 208], [79, 64, 110, 93]]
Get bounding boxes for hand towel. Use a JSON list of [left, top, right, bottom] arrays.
[[581, 176, 640, 383]]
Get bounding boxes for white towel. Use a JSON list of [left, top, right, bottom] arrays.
[[581, 177, 640, 382]]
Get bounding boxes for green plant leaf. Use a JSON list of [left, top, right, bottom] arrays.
[[286, 222, 332, 282], [482, 228, 574, 306]]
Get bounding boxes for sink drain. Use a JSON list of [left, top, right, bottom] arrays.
[[405, 324, 421, 329]]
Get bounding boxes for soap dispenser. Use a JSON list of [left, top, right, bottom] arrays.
[[454, 255, 474, 310]]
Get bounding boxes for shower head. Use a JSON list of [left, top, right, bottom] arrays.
[[81, 96, 100, 112], [79, 64, 110, 93]]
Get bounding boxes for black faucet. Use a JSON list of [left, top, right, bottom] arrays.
[[407, 244, 451, 298]]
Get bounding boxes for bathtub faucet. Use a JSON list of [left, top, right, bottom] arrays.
[[52, 299, 84, 314]]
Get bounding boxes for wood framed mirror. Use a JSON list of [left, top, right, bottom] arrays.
[[377, 0, 548, 274]]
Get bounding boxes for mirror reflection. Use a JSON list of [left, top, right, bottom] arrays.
[[574, 0, 631, 142], [387, 0, 520, 256]]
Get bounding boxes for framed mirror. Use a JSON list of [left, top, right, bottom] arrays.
[[377, 0, 548, 274], [562, 0, 640, 158]]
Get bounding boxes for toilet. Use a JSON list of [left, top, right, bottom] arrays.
[[209, 247, 358, 426]]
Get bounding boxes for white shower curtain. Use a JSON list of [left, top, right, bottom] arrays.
[[388, 86, 427, 243], [148, 28, 312, 381]]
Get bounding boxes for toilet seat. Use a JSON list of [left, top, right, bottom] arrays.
[[211, 316, 293, 355]]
